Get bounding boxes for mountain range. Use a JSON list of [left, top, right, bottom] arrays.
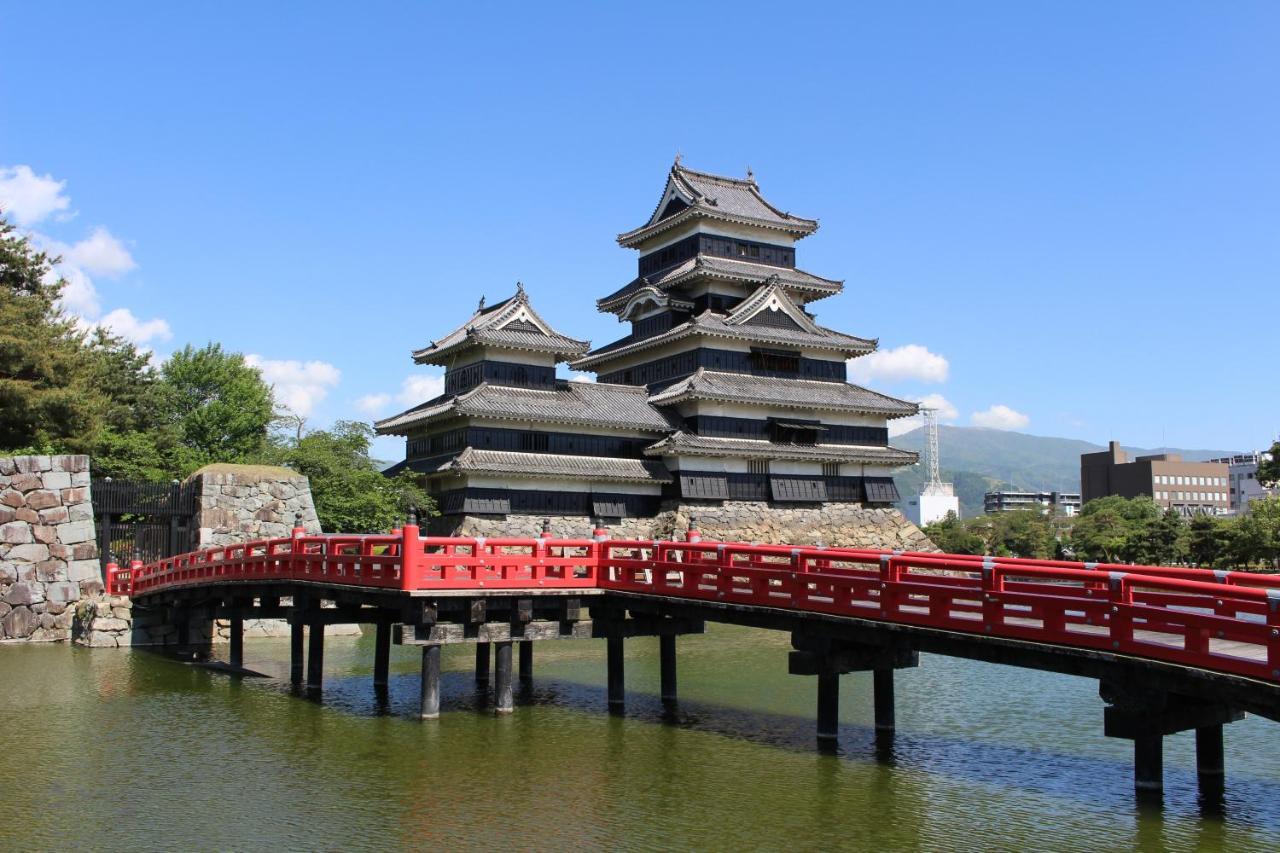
[[890, 426, 1240, 518]]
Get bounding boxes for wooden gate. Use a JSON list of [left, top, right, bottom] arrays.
[[91, 479, 198, 565]]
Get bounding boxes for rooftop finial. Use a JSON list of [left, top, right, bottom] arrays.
[[674, 150, 682, 167], [746, 165, 754, 182], [516, 280, 525, 294], [477, 295, 486, 310]]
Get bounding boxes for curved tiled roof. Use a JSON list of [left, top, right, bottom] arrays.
[[571, 310, 876, 370], [647, 369, 918, 418], [374, 381, 675, 436], [644, 432, 918, 466], [597, 256, 842, 314], [618, 162, 818, 248], [425, 448, 673, 484], [412, 286, 589, 365]]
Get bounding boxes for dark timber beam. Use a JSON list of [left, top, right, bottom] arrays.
[[373, 621, 391, 688], [228, 604, 244, 669], [816, 671, 840, 744], [306, 619, 325, 692], [475, 642, 491, 685], [290, 618, 305, 687], [420, 645, 441, 720], [607, 632, 625, 715], [873, 669, 895, 733]]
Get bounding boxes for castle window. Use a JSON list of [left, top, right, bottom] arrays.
[[750, 348, 800, 374], [822, 463, 841, 477], [748, 459, 770, 475], [520, 432, 550, 452]]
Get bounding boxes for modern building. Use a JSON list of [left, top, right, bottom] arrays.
[[983, 490, 1082, 516], [1080, 441, 1229, 517], [376, 160, 921, 535], [1210, 451, 1276, 515]]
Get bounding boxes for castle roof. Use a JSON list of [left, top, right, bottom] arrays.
[[412, 447, 673, 485], [617, 161, 818, 248], [411, 285, 589, 365], [573, 282, 876, 371], [644, 432, 918, 466], [374, 380, 675, 436], [597, 255, 843, 314], [647, 369, 918, 418]]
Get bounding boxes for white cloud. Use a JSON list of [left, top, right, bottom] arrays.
[[246, 355, 342, 417], [888, 393, 959, 437], [97, 308, 173, 346], [0, 165, 70, 225], [53, 227, 136, 277], [355, 393, 392, 415], [56, 266, 102, 317], [397, 373, 445, 405], [568, 371, 595, 383], [847, 344, 949, 385], [971, 404, 1030, 431]]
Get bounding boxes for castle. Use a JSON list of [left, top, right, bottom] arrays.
[[377, 160, 929, 548]]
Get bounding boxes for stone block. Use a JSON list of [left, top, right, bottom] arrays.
[[60, 487, 88, 504], [3, 582, 33, 606], [25, 490, 60, 511], [54, 455, 89, 473], [85, 630, 119, 648], [93, 617, 130, 632], [38, 506, 68, 524], [46, 543, 69, 560], [0, 562, 16, 583], [80, 579, 105, 597], [14, 507, 38, 524], [67, 560, 100, 583], [32, 525, 57, 544], [0, 490, 23, 508], [72, 542, 97, 560], [45, 582, 79, 604], [54, 608, 73, 629], [68, 503, 93, 522], [11, 473, 42, 492], [0, 508, 12, 525], [57, 520, 94, 545], [71, 471, 90, 487], [0, 457, 14, 475], [13, 456, 43, 474], [7, 543, 49, 562], [1, 521, 32, 544], [2, 605, 36, 638], [36, 560, 66, 582], [42, 471, 72, 490]]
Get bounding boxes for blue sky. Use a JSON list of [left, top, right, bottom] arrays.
[[3, 2, 1276, 459]]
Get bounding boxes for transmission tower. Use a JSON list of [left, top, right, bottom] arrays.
[[920, 408, 952, 497]]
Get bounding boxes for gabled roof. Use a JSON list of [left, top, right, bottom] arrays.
[[647, 369, 918, 419], [373, 381, 676, 436], [722, 276, 823, 333], [572, 296, 876, 371], [618, 161, 819, 248], [408, 448, 673, 485], [644, 432, 919, 466], [597, 255, 843, 314], [411, 284, 589, 365]]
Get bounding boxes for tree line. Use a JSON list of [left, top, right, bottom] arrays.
[[924, 490, 1280, 570], [1, 214, 430, 532]]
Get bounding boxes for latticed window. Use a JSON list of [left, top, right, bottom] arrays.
[[748, 459, 770, 475], [822, 462, 841, 478]]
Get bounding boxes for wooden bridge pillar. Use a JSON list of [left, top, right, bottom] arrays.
[[1101, 681, 1242, 797], [373, 621, 391, 688], [873, 668, 895, 732], [494, 641, 514, 714], [519, 640, 533, 683], [659, 634, 678, 707], [228, 606, 244, 669], [420, 645, 441, 720], [306, 616, 325, 691], [816, 671, 840, 743], [475, 642, 491, 685], [607, 633, 625, 715]]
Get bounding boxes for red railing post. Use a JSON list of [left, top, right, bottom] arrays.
[[1108, 571, 1133, 651], [982, 557, 1003, 634], [1268, 589, 1280, 679], [879, 555, 901, 617], [685, 515, 701, 544], [400, 506, 422, 590]]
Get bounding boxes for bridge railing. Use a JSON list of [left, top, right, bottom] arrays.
[[597, 540, 1280, 683]]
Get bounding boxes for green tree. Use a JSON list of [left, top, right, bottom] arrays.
[[1256, 441, 1280, 488], [989, 509, 1055, 558], [0, 216, 100, 451], [274, 420, 433, 533], [1187, 515, 1229, 568], [922, 511, 985, 555], [158, 343, 274, 470], [1227, 496, 1280, 570]]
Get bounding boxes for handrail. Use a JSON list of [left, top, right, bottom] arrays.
[[106, 528, 1280, 685]]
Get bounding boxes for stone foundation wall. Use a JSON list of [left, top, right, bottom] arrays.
[[0, 455, 99, 642], [190, 463, 321, 549], [432, 500, 935, 550]]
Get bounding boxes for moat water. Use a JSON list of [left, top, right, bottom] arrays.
[[4, 624, 1279, 851]]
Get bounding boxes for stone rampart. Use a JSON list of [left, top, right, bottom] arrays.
[[0, 455, 99, 643], [189, 463, 321, 548], [433, 500, 935, 550]]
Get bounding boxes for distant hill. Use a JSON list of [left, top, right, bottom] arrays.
[[891, 426, 1240, 518]]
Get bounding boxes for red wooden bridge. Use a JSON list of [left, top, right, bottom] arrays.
[[109, 516, 1280, 799]]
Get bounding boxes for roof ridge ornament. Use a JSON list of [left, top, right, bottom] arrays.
[[477, 296, 486, 310]]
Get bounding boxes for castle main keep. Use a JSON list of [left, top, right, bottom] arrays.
[[377, 161, 930, 548]]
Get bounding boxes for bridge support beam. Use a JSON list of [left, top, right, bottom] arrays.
[[789, 636, 919, 747], [420, 644, 441, 720], [307, 619, 325, 692], [290, 618, 304, 686], [494, 641, 514, 714], [660, 634, 677, 708], [373, 621, 391, 688], [519, 641, 533, 683], [228, 607, 244, 669], [475, 642, 491, 685], [873, 668, 895, 732], [1101, 681, 1243, 797], [816, 671, 840, 743]]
